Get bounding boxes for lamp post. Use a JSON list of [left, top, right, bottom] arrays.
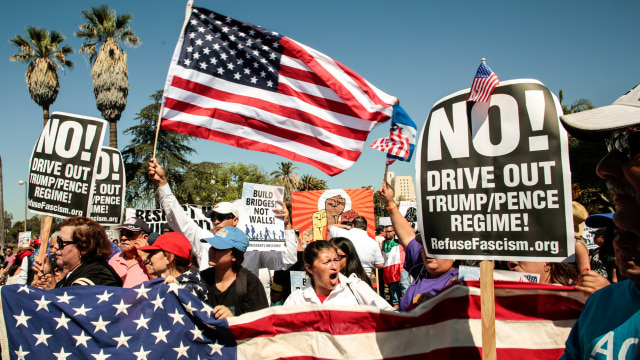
[[18, 180, 27, 232]]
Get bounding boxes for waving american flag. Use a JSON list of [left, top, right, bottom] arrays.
[[161, 6, 400, 176]]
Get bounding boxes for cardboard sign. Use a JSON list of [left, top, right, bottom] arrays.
[[237, 183, 285, 251], [415, 80, 573, 261], [89, 147, 125, 225], [18, 232, 31, 247], [27, 112, 107, 219], [291, 188, 375, 244]]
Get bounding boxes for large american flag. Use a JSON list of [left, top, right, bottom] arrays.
[[160, 6, 399, 176], [0, 280, 585, 359], [466, 61, 499, 102]]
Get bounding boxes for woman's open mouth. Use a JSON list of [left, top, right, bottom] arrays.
[[329, 272, 339, 285]]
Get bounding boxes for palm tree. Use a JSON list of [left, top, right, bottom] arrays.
[[299, 174, 328, 191], [9, 26, 74, 126], [559, 90, 595, 115], [270, 162, 300, 202], [75, 4, 141, 148]]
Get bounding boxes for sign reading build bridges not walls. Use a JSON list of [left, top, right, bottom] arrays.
[[416, 80, 574, 262]]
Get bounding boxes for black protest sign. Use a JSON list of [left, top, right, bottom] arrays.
[[125, 207, 215, 234], [416, 80, 572, 261], [27, 112, 107, 218], [89, 147, 125, 225]]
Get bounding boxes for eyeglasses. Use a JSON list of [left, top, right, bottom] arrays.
[[605, 128, 640, 161], [142, 255, 153, 266], [121, 230, 141, 239], [385, 230, 395, 234], [56, 236, 77, 250], [211, 213, 236, 222]]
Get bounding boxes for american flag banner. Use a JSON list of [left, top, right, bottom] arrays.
[[0, 280, 586, 360], [466, 60, 499, 102], [160, 6, 400, 176], [369, 104, 417, 162]]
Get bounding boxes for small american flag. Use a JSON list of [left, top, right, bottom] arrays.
[[369, 104, 417, 163], [161, 6, 399, 176], [467, 60, 499, 102]]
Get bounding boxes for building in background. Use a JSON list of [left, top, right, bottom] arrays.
[[385, 172, 416, 202]]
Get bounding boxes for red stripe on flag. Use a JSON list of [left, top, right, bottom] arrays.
[[161, 119, 347, 175], [168, 76, 371, 141], [280, 39, 391, 122], [335, 60, 390, 108], [163, 97, 363, 161]]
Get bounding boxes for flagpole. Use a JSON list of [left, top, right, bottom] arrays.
[[152, 0, 194, 160], [382, 164, 389, 186]]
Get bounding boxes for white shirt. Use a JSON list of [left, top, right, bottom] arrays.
[[284, 273, 394, 311], [329, 227, 384, 276], [157, 184, 298, 275]]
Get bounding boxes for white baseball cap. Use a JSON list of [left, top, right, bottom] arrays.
[[560, 83, 640, 140]]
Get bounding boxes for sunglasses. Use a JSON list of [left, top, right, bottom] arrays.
[[141, 251, 161, 266], [605, 128, 640, 161], [121, 230, 141, 239], [211, 213, 236, 222], [56, 236, 77, 250]]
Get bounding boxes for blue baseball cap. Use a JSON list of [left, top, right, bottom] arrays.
[[201, 227, 249, 253], [585, 213, 614, 228]]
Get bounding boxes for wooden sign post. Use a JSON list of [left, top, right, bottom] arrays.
[[480, 260, 496, 360]]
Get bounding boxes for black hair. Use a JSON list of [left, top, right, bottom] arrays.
[[330, 237, 372, 286], [231, 248, 245, 272], [303, 241, 335, 270], [352, 216, 367, 230]]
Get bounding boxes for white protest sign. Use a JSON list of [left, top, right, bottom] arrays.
[[27, 112, 107, 219], [416, 79, 573, 262], [89, 147, 125, 225], [18, 232, 31, 247], [458, 265, 540, 283], [238, 183, 285, 252]]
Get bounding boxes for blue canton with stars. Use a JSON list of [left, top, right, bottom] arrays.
[[1, 279, 236, 360], [180, 6, 285, 92]]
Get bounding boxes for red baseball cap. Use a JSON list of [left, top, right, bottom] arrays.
[[137, 232, 192, 261]]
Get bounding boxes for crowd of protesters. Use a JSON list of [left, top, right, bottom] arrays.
[[2, 82, 640, 358]]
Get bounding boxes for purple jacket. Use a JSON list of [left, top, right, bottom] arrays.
[[400, 239, 458, 311]]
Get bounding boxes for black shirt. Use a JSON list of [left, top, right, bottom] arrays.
[[201, 266, 268, 316]]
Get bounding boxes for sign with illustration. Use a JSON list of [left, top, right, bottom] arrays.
[[291, 188, 375, 244]]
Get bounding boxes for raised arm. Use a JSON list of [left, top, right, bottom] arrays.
[[148, 158, 213, 266], [379, 183, 415, 250]]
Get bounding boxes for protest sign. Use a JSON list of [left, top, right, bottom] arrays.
[[458, 265, 540, 283], [416, 79, 572, 261], [291, 188, 375, 244], [27, 112, 107, 219], [89, 147, 125, 225], [125, 206, 214, 234], [237, 183, 285, 251], [17, 232, 31, 247]]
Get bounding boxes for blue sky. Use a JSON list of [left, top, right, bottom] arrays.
[[1, 0, 638, 222]]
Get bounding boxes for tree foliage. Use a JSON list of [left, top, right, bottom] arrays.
[[75, 4, 141, 148], [122, 90, 195, 208], [270, 162, 300, 202], [174, 162, 272, 205], [9, 26, 74, 125], [298, 174, 328, 191], [560, 90, 612, 213]]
